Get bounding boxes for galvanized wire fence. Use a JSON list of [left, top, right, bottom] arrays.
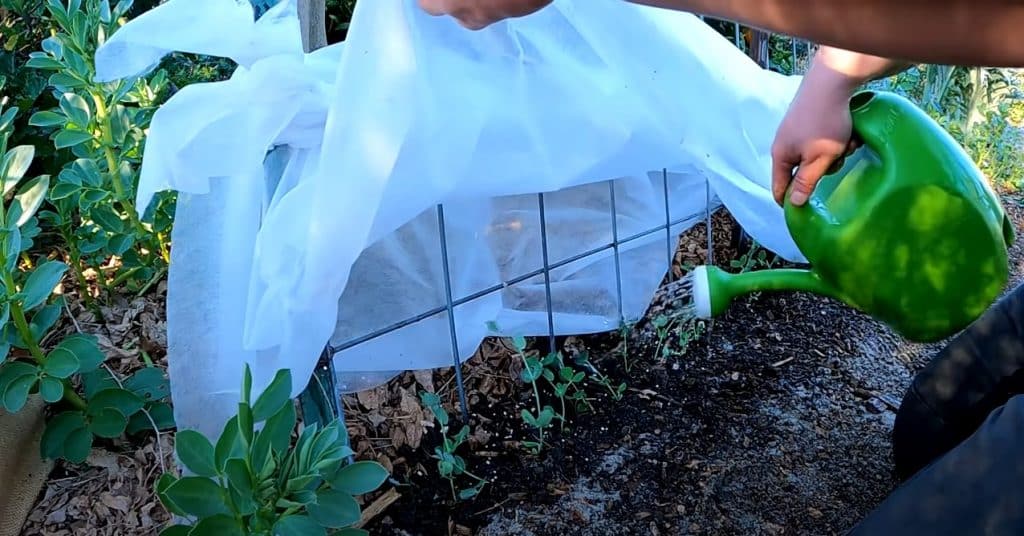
[[300, 19, 814, 425]]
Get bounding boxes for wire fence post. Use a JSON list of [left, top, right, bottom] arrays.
[[436, 204, 470, 420], [608, 181, 625, 326], [537, 193, 558, 352]]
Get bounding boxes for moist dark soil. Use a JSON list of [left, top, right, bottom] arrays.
[[357, 194, 1024, 536]]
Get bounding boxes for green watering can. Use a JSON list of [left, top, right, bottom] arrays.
[[692, 90, 1016, 342]]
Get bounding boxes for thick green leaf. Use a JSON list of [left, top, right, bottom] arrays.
[[39, 376, 65, 402], [59, 93, 91, 128], [81, 368, 117, 398], [125, 402, 174, 435], [214, 415, 245, 472], [89, 407, 128, 438], [252, 369, 292, 422], [242, 363, 252, 404], [308, 489, 361, 529], [123, 367, 169, 401], [41, 411, 86, 459], [63, 426, 93, 463], [53, 130, 93, 149], [0, 361, 38, 394], [237, 402, 253, 445], [72, 158, 101, 187], [52, 334, 105, 373], [28, 110, 66, 128], [331, 461, 389, 496], [2, 146, 34, 187], [261, 395, 296, 453], [108, 234, 134, 256], [89, 204, 123, 233], [3, 374, 38, 412], [161, 477, 231, 518], [25, 56, 63, 70], [273, 515, 326, 536], [158, 525, 191, 536], [175, 430, 218, 477], [21, 261, 68, 310], [1, 227, 20, 272], [189, 514, 244, 536], [0, 343, 10, 365], [14, 175, 51, 227], [336, 529, 370, 536], [50, 182, 80, 201], [44, 347, 80, 378], [88, 388, 145, 418], [155, 473, 188, 517], [30, 303, 62, 342], [224, 458, 253, 497]]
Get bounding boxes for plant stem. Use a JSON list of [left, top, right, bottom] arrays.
[[91, 93, 147, 239], [516, 350, 545, 450]]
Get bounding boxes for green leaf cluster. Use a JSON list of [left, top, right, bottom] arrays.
[[157, 365, 390, 536]]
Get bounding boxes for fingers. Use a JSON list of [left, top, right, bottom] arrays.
[[771, 151, 798, 206], [418, 0, 445, 16], [789, 154, 838, 206]]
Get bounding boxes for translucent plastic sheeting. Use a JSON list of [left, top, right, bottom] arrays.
[[95, 0, 805, 439]]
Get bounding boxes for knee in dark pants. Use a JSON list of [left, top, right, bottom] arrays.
[[891, 282, 1024, 481]]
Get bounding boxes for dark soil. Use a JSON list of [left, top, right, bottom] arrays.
[[357, 195, 1024, 536]]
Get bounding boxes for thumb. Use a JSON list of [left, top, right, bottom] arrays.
[[789, 154, 837, 206]]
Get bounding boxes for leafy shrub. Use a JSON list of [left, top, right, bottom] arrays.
[[157, 365, 389, 536], [27, 0, 175, 299], [0, 91, 173, 463]]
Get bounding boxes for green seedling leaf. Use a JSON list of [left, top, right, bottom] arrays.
[[89, 407, 128, 438], [41, 410, 86, 459], [175, 429, 218, 477], [332, 461, 389, 495], [252, 368, 292, 422], [44, 347, 80, 378], [53, 130, 93, 149], [59, 93, 90, 128], [241, 363, 252, 405], [189, 514, 244, 536], [162, 476, 231, 518], [512, 335, 527, 352], [52, 334, 105, 373], [521, 409, 537, 427], [3, 374, 38, 412], [28, 110, 66, 128], [88, 388, 145, 418], [21, 260, 68, 310], [273, 515, 327, 536], [39, 376, 64, 402], [2, 146, 34, 189], [308, 489, 361, 529]]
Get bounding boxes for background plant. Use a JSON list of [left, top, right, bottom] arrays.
[[27, 0, 175, 303], [0, 91, 173, 463], [157, 365, 389, 536]]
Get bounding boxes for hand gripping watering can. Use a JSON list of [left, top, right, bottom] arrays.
[[692, 90, 1016, 342]]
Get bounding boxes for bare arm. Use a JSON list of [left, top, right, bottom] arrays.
[[421, 0, 1024, 67], [629, 0, 1024, 67]]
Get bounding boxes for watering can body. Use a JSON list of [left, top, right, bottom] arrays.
[[695, 90, 1015, 342]]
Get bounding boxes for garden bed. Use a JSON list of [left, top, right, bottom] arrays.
[[22, 194, 1024, 536]]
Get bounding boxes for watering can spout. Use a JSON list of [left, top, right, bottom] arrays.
[[691, 265, 843, 318]]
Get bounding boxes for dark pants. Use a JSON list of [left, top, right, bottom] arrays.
[[848, 282, 1024, 535]]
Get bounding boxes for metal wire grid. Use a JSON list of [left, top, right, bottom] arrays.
[[305, 21, 813, 424]]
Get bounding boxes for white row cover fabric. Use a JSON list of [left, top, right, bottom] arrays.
[[95, 0, 805, 439]]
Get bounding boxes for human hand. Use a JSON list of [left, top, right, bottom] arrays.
[[418, 0, 554, 30], [770, 75, 859, 207]]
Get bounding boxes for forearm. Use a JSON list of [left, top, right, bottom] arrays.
[[628, 0, 1024, 67], [806, 47, 913, 96]]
